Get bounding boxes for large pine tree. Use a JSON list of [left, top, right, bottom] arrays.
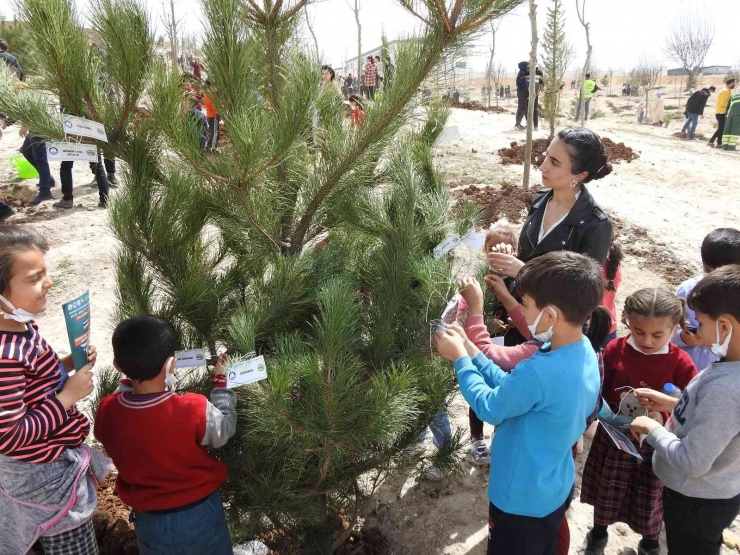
[[540, 0, 574, 141], [0, 0, 524, 551]]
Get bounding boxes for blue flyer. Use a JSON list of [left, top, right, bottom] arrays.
[[62, 290, 91, 371]]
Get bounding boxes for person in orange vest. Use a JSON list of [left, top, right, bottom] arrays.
[[202, 80, 219, 151]]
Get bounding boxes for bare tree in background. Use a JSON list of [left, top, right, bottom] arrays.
[[665, 13, 714, 92], [346, 0, 362, 82], [161, 0, 181, 71], [541, 0, 575, 141], [631, 57, 663, 120], [523, 0, 538, 190], [485, 18, 503, 107], [303, 6, 320, 58], [575, 0, 591, 127]]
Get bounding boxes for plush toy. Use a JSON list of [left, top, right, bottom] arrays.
[[618, 389, 648, 419]]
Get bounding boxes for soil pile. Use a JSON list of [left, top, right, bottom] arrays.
[[453, 181, 534, 226], [95, 475, 138, 555], [497, 137, 640, 166], [451, 100, 507, 114]]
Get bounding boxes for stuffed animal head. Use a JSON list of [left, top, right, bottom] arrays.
[[618, 390, 648, 418]]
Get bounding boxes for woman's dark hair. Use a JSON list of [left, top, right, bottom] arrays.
[[584, 306, 612, 352], [621, 288, 685, 328], [604, 242, 623, 291], [557, 127, 613, 184], [349, 94, 364, 109], [321, 65, 335, 81], [0, 225, 49, 294]]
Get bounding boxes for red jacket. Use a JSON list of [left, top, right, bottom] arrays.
[[94, 391, 227, 511]]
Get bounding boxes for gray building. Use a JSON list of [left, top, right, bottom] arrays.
[[667, 65, 731, 76]]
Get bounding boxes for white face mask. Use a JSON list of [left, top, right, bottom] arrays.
[[0, 294, 42, 323], [163, 357, 178, 390], [528, 307, 557, 343], [711, 321, 732, 359]]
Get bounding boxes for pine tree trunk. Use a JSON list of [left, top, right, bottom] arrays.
[[168, 0, 177, 71], [523, 0, 538, 190], [354, 0, 361, 85]]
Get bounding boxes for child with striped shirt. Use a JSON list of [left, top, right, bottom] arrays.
[[0, 225, 108, 555]]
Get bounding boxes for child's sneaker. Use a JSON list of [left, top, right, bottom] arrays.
[[469, 439, 491, 465]]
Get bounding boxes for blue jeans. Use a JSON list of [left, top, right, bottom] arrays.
[[575, 98, 591, 121], [682, 112, 700, 138], [428, 412, 453, 448], [21, 135, 55, 194], [133, 491, 233, 554]]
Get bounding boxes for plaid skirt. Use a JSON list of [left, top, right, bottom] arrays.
[[38, 519, 98, 555], [580, 424, 663, 539]]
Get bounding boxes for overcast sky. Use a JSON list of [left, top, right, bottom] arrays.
[[3, 0, 737, 77]]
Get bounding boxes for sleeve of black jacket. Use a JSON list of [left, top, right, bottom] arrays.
[[579, 208, 613, 265]]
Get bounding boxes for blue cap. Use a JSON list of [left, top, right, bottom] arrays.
[[663, 383, 677, 394]]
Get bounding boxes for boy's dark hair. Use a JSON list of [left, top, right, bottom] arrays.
[[0, 225, 49, 294], [558, 127, 613, 183], [112, 315, 178, 381], [701, 228, 740, 270], [728, 78, 737, 85], [0, 39, 8, 52], [622, 288, 684, 327], [709, 85, 717, 92], [688, 264, 740, 321], [604, 242, 623, 291], [585, 73, 591, 78], [517, 251, 604, 324]]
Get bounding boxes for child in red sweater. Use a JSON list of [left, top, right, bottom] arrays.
[[94, 316, 236, 555], [581, 288, 697, 555]]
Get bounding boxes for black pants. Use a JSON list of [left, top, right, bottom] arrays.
[[61, 154, 110, 204], [487, 487, 573, 555], [89, 157, 116, 177], [710, 113, 726, 145], [365, 85, 375, 101], [516, 92, 539, 127], [207, 116, 219, 149], [663, 487, 740, 555]]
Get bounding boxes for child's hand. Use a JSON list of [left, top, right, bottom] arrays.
[[214, 353, 230, 376], [57, 364, 94, 410], [489, 242, 514, 255], [458, 277, 484, 316], [87, 345, 97, 367], [630, 415, 662, 441], [648, 411, 665, 426], [433, 329, 467, 362], [483, 274, 519, 312], [446, 323, 479, 358], [634, 388, 679, 413], [680, 327, 704, 347]]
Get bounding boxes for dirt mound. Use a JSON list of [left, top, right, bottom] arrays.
[[335, 526, 385, 555], [497, 136, 639, 166], [0, 184, 35, 208], [610, 215, 699, 286], [95, 475, 138, 555], [451, 100, 507, 114], [453, 181, 534, 226]]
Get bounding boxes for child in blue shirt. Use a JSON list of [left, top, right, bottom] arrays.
[[434, 251, 602, 555]]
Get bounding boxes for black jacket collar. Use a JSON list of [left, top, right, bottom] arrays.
[[531, 186, 597, 228]]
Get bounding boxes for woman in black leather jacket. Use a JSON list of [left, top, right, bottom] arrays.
[[489, 127, 613, 277]]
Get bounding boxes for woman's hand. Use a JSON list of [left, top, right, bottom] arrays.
[[458, 277, 484, 316], [634, 388, 679, 413], [487, 252, 525, 278]]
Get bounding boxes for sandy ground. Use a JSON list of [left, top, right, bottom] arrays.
[[0, 81, 738, 554]]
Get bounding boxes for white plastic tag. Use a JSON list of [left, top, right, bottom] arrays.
[[441, 293, 461, 324], [433, 233, 462, 259], [461, 231, 485, 251], [61, 115, 108, 142], [174, 349, 207, 368], [226, 356, 267, 388], [434, 125, 461, 145], [46, 142, 98, 162]]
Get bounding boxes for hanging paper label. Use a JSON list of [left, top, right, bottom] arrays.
[[434, 125, 461, 145], [599, 421, 643, 460], [62, 290, 91, 371], [174, 349, 207, 368], [460, 230, 485, 251], [46, 142, 98, 162], [433, 233, 462, 259], [226, 356, 268, 388], [441, 293, 461, 324], [61, 115, 108, 142]]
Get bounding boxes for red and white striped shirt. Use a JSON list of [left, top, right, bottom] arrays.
[[0, 323, 89, 463]]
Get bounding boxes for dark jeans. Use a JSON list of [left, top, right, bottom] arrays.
[[663, 487, 740, 555], [487, 487, 574, 555], [516, 92, 539, 127], [207, 116, 219, 149], [469, 407, 484, 441], [365, 85, 375, 101], [710, 113, 726, 145], [61, 156, 111, 203], [132, 492, 232, 555], [21, 135, 55, 194], [89, 157, 116, 177]]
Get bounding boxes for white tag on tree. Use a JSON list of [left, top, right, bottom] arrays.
[[226, 356, 268, 388], [441, 293, 461, 324], [433, 233, 462, 259], [46, 142, 98, 162], [434, 125, 460, 145], [62, 115, 108, 142], [174, 349, 207, 368], [460, 230, 485, 251]]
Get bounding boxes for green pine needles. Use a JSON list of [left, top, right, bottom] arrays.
[[540, 0, 574, 141], [1, 0, 525, 551]]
